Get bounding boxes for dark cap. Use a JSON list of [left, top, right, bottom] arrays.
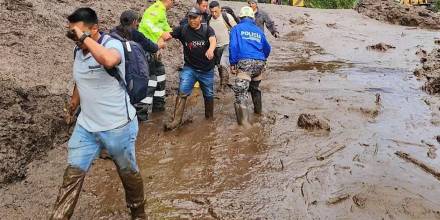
[[188, 7, 202, 17], [120, 10, 139, 26]]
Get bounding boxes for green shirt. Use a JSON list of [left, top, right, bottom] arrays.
[[138, 1, 172, 43]]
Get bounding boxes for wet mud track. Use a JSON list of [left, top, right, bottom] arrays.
[[2, 2, 440, 220]]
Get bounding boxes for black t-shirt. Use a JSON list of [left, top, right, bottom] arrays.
[[171, 24, 216, 72]]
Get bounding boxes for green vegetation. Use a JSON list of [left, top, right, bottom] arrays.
[[435, 0, 440, 12], [304, 0, 358, 9]]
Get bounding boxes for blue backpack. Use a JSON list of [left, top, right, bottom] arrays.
[[74, 33, 151, 105], [105, 33, 151, 105]]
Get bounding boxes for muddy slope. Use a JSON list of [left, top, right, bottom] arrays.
[[415, 48, 440, 94], [0, 0, 189, 185], [0, 0, 187, 93], [0, 80, 68, 184], [355, 0, 440, 29]]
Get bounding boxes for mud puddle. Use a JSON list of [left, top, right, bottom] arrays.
[[270, 60, 353, 73]]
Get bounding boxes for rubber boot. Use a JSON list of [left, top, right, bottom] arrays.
[[164, 94, 187, 131], [135, 104, 152, 122], [117, 168, 146, 220], [234, 103, 251, 127], [204, 99, 214, 120], [249, 81, 262, 114], [218, 67, 229, 92], [50, 166, 86, 220]]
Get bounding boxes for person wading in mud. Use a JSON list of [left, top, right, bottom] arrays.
[[138, 0, 174, 113], [180, 0, 210, 25], [208, 1, 237, 92], [161, 7, 216, 130], [248, 0, 280, 38], [229, 6, 271, 126], [51, 8, 146, 220], [113, 10, 165, 121]]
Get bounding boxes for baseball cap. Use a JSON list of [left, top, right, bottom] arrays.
[[188, 7, 202, 17]]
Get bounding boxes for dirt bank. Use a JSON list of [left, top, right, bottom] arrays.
[[0, 0, 189, 185], [0, 0, 187, 93], [0, 80, 68, 184], [415, 47, 440, 94], [355, 0, 440, 29]]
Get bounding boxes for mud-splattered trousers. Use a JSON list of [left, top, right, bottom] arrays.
[[51, 119, 146, 220], [231, 59, 266, 105], [67, 119, 139, 172]]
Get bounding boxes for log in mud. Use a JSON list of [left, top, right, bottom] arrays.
[[1, 1, 440, 219]]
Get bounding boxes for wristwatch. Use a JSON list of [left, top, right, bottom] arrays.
[[78, 32, 91, 44]]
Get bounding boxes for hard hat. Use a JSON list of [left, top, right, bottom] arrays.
[[239, 6, 255, 19]]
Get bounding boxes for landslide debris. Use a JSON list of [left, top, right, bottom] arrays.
[[367, 43, 396, 52], [0, 0, 188, 92], [297, 114, 331, 131], [355, 0, 440, 29], [0, 0, 191, 185], [414, 48, 440, 94], [0, 80, 68, 184]]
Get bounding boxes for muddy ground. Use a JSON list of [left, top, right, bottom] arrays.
[[415, 47, 440, 94], [356, 0, 440, 30], [2, 1, 440, 220], [0, 0, 188, 185]]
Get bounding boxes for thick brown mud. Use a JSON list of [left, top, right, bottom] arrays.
[[0, 0, 188, 185], [0, 80, 68, 184], [1, 1, 440, 220], [356, 0, 440, 30], [415, 47, 440, 94]]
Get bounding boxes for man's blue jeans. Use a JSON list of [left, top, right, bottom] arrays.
[[67, 119, 139, 172], [179, 65, 214, 101]]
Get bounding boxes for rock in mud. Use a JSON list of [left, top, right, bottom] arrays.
[[297, 114, 331, 131], [355, 0, 440, 30], [414, 48, 440, 94], [0, 80, 68, 184], [289, 16, 309, 25], [352, 195, 367, 209], [367, 43, 396, 52], [326, 23, 337, 29]]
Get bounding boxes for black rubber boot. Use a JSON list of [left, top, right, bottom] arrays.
[[135, 103, 152, 122], [164, 94, 188, 131], [152, 97, 165, 113], [50, 166, 86, 220], [117, 168, 146, 220], [249, 81, 262, 114], [204, 99, 214, 120]]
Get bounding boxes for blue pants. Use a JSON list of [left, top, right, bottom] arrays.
[[67, 119, 139, 172], [179, 66, 214, 101]]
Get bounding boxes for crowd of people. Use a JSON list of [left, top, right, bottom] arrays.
[[51, 0, 277, 219]]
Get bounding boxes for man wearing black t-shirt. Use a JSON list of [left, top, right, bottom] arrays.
[[162, 7, 217, 130]]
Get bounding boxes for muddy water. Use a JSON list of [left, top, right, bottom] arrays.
[[90, 3, 440, 219], [2, 2, 440, 220]]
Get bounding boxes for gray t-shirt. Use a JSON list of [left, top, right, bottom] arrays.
[[73, 37, 136, 132], [210, 13, 237, 47]]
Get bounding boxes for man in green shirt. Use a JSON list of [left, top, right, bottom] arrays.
[[139, 0, 174, 112]]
